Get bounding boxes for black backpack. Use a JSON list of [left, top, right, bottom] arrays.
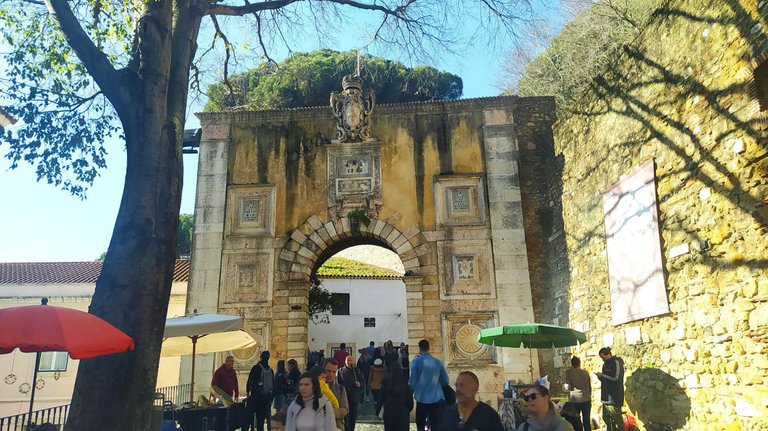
[[257, 364, 274, 395]]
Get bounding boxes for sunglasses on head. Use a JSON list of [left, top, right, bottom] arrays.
[[523, 393, 541, 402]]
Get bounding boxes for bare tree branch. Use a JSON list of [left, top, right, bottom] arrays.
[[44, 0, 129, 112], [207, 0, 300, 16]]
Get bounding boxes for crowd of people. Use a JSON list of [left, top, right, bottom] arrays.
[[210, 341, 626, 431]]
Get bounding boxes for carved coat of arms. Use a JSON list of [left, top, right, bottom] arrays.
[[330, 74, 375, 143]]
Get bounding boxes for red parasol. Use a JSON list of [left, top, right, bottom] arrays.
[[0, 298, 134, 428]]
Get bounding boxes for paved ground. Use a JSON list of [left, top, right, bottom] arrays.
[[353, 396, 418, 431]]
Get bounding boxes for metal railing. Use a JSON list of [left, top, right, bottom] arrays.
[[0, 383, 190, 430], [0, 404, 69, 431], [155, 383, 191, 407]]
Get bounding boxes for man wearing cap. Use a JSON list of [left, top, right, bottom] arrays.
[[596, 347, 624, 431]]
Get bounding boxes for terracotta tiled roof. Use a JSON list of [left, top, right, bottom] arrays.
[[0, 260, 191, 284], [316, 257, 403, 279]]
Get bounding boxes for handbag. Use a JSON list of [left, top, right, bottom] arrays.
[[442, 384, 456, 405]]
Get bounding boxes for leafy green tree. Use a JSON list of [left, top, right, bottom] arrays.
[[502, 0, 662, 112], [0, 1, 540, 428], [307, 274, 339, 324], [205, 50, 462, 111], [176, 213, 194, 257]]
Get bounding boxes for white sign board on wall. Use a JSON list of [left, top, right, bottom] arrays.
[[602, 160, 669, 325]]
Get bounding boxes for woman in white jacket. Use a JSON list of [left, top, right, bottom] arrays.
[[284, 373, 337, 431]]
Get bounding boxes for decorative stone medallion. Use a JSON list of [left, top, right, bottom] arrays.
[[230, 320, 269, 372], [443, 313, 497, 365], [434, 175, 487, 227], [226, 185, 274, 236]]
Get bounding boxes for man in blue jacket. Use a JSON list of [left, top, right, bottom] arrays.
[[410, 339, 449, 431]]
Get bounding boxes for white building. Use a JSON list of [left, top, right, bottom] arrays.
[[308, 257, 406, 355], [0, 260, 189, 417]]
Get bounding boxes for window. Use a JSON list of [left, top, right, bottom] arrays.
[[38, 352, 68, 372], [331, 293, 350, 315]]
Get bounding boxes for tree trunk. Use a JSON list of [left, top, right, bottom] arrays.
[[62, 0, 202, 426], [66, 88, 184, 431]]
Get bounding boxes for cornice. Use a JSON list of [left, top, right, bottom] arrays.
[[196, 95, 555, 125]]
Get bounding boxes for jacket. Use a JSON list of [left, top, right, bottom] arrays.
[[515, 403, 574, 431], [598, 356, 624, 406], [284, 395, 337, 431]]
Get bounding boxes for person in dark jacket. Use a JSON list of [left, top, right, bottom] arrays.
[[596, 347, 624, 431], [439, 371, 504, 431], [286, 359, 301, 406], [382, 362, 414, 431], [273, 360, 290, 412], [247, 351, 275, 431], [338, 355, 365, 431]]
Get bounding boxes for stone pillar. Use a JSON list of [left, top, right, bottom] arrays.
[[180, 122, 230, 398], [482, 109, 540, 382], [286, 281, 310, 367], [404, 276, 425, 350]]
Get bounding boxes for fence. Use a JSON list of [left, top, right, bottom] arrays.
[[0, 383, 190, 430], [0, 404, 69, 431], [155, 383, 191, 406]]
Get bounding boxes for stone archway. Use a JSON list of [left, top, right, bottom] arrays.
[[186, 76, 556, 402], [272, 215, 434, 365]]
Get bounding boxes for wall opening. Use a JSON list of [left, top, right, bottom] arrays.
[[307, 244, 407, 360]]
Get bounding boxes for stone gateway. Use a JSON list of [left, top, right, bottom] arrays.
[[185, 72, 556, 404]]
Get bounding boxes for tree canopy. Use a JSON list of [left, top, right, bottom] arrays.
[[205, 49, 463, 111], [502, 0, 663, 112]]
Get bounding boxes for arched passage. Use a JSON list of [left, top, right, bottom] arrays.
[[273, 214, 434, 366]]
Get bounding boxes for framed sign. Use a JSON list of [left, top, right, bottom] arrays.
[[602, 160, 669, 325]]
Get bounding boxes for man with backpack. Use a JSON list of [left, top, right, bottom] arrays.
[[247, 351, 275, 431]]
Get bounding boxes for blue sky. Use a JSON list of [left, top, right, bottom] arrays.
[[0, 4, 564, 262]]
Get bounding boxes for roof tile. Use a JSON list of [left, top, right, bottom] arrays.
[[0, 260, 191, 284]]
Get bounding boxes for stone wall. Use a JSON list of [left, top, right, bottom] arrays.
[[544, 0, 768, 429]]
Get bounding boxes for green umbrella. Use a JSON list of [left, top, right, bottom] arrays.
[[477, 323, 587, 381], [478, 323, 586, 348]]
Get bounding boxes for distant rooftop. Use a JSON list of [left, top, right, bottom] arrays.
[[0, 260, 191, 284], [317, 257, 403, 279]]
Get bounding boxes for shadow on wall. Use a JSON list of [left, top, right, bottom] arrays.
[[625, 367, 691, 431]]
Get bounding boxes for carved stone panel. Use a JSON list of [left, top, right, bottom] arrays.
[[226, 185, 274, 236], [230, 320, 270, 371], [221, 251, 273, 305], [443, 313, 497, 366], [434, 175, 487, 227], [327, 142, 382, 205], [437, 240, 496, 299]]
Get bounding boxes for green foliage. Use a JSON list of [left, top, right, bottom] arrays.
[[316, 257, 402, 278], [346, 208, 371, 227], [0, 1, 135, 196], [308, 274, 339, 324], [205, 49, 463, 111], [505, 0, 663, 112], [97, 213, 194, 260], [176, 214, 194, 257]]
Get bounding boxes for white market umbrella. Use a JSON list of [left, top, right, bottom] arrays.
[[162, 312, 257, 402]]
